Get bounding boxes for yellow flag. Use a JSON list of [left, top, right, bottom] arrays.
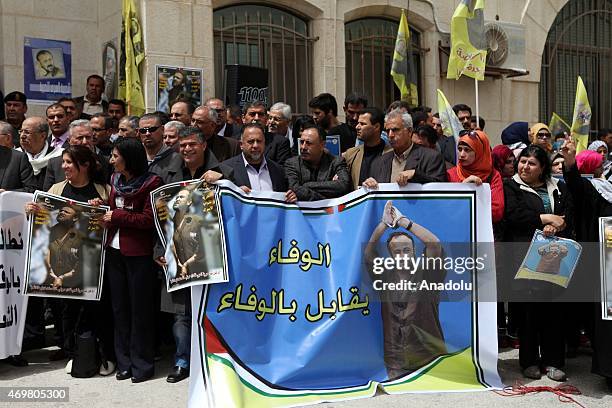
[[119, 0, 145, 116], [570, 76, 592, 153], [548, 112, 570, 139], [447, 0, 487, 81], [391, 10, 418, 106], [436, 89, 462, 141]]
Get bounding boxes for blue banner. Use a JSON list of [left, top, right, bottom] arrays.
[[189, 182, 501, 407]]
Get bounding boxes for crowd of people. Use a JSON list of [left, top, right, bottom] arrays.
[[1, 72, 612, 391]]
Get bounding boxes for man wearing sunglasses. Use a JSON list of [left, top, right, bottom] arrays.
[[205, 98, 240, 139], [363, 109, 446, 188], [139, 113, 181, 177]]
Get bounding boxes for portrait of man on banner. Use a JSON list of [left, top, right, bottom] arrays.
[[32, 48, 66, 80], [24, 192, 107, 300], [152, 180, 227, 292]]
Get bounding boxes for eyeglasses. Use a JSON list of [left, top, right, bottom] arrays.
[[138, 126, 161, 134], [537, 132, 551, 140], [48, 114, 65, 120], [91, 127, 107, 133], [119, 128, 130, 132]]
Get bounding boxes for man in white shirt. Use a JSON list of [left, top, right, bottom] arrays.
[[75, 75, 108, 118]]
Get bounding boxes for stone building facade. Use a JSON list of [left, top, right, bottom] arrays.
[[2, 0, 610, 144]]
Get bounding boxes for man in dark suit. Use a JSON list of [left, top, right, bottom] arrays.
[[0, 122, 37, 193], [74, 75, 108, 119], [242, 101, 291, 165], [17, 116, 62, 190], [221, 123, 293, 201], [205, 98, 240, 139], [191, 106, 240, 163], [363, 109, 446, 189], [43, 120, 111, 190]]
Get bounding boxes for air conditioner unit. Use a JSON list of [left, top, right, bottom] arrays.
[[484, 21, 526, 73]]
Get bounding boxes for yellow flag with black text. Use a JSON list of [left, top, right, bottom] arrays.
[[447, 0, 487, 81], [570, 76, 591, 153], [119, 0, 145, 116], [391, 10, 418, 106]]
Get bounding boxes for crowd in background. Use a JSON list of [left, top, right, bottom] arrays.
[[1, 72, 612, 390]]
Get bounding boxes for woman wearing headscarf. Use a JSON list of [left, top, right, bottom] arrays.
[[447, 130, 504, 223], [530, 123, 553, 153], [503, 144, 574, 382], [501, 121, 530, 158], [560, 141, 612, 390], [588, 140, 612, 179], [492, 145, 515, 179]]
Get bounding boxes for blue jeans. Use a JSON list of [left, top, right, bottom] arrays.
[[173, 308, 191, 369]]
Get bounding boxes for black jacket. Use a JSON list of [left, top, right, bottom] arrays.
[[222, 154, 288, 192], [264, 131, 292, 166], [0, 147, 37, 192], [208, 134, 241, 163], [148, 145, 180, 178], [163, 148, 234, 185], [284, 151, 351, 201], [370, 143, 447, 184]]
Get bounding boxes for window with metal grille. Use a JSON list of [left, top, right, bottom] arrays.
[[213, 4, 315, 115], [539, 0, 612, 134], [345, 18, 422, 111]]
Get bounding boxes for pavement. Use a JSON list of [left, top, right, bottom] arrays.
[[1, 345, 611, 408]]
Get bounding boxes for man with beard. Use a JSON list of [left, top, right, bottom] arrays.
[[242, 102, 291, 165], [44, 206, 83, 289], [343, 107, 391, 190], [342, 93, 367, 143], [139, 113, 181, 176], [365, 200, 447, 378], [170, 189, 206, 279], [309, 93, 354, 153], [35, 50, 63, 78], [284, 124, 351, 201], [220, 123, 292, 199]]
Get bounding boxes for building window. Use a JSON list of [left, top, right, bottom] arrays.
[[213, 4, 315, 115], [539, 0, 612, 134], [345, 18, 422, 110]]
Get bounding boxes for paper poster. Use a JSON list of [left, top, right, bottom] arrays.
[[156, 65, 203, 112], [151, 180, 228, 292], [515, 229, 582, 288], [24, 192, 107, 300], [24, 37, 72, 104]]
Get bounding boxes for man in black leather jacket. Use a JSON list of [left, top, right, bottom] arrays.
[[284, 124, 351, 201]]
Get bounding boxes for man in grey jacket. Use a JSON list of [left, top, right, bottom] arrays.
[[284, 124, 351, 201]]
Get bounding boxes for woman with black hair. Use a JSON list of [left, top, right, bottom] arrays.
[[503, 144, 573, 382], [102, 138, 162, 383], [26, 145, 114, 375]]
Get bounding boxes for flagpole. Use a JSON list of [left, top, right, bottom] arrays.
[[474, 78, 480, 130]]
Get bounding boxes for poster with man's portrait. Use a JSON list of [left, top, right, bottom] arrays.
[[102, 41, 118, 101], [24, 192, 108, 300], [515, 230, 582, 288], [599, 217, 612, 320], [24, 37, 72, 104], [151, 180, 228, 292], [156, 65, 203, 113]]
